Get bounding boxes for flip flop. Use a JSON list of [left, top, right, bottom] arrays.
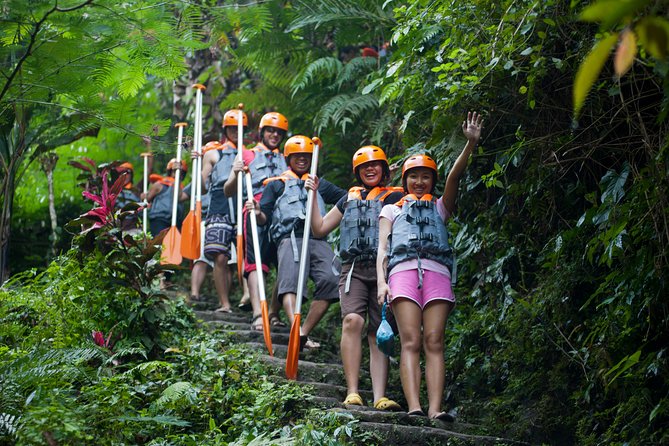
[[343, 393, 363, 406], [214, 306, 232, 313], [190, 295, 201, 302], [407, 409, 426, 417], [373, 397, 402, 411], [430, 411, 455, 422]]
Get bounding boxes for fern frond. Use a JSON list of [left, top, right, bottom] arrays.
[[336, 56, 377, 90], [291, 57, 343, 97], [0, 412, 18, 437], [288, 0, 395, 33], [151, 381, 197, 410], [313, 93, 379, 134]]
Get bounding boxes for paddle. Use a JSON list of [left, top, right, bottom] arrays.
[[285, 136, 321, 380], [161, 122, 187, 265], [181, 84, 206, 259], [140, 152, 152, 235], [245, 172, 273, 356], [235, 104, 245, 286]]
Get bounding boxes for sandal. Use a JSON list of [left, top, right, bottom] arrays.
[[430, 411, 455, 422], [299, 335, 320, 351], [238, 295, 252, 312], [343, 393, 364, 406], [407, 409, 426, 417], [214, 306, 232, 313], [269, 313, 286, 327], [250, 314, 263, 331], [374, 397, 401, 411]]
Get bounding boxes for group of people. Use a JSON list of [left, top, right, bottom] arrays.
[[116, 107, 484, 421]]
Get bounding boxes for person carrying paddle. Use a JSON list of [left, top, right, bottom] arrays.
[[145, 158, 188, 238], [376, 111, 483, 421], [306, 145, 404, 411], [247, 135, 346, 348], [184, 141, 219, 301], [229, 112, 289, 330], [200, 109, 253, 313]]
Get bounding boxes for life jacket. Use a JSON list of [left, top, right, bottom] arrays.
[[388, 194, 453, 287], [340, 186, 402, 263], [148, 177, 181, 221], [116, 188, 140, 209], [209, 144, 238, 192], [338, 186, 403, 293], [248, 143, 287, 195], [267, 170, 326, 260]]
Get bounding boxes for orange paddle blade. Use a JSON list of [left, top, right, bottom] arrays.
[[261, 300, 273, 356], [180, 211, 200, 260], [285, 313, 301, 380], [161, 226, 182, 265], [236, 234, 244, 284]]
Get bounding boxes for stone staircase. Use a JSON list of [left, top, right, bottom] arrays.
[[190, 300, 530, 446]]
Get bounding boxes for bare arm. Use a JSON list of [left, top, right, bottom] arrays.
[[305, 175, 343, 238], [200, 151, 217, 194], [442, 111, 483, 214], [376, 216, 393, 305], [146, 182, 162, 203], [224, 158, 245, 197]]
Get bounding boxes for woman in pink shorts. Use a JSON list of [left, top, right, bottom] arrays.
[[377, 111, 483, 420]]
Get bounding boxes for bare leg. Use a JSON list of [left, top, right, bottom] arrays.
[[392, 298, 424, 413], [282, 292, 297, 326], [301, 299, 330, 337], [190, 261, 208, 299], [341, 313, 364, 396], [369, 333, 390, 404], [423, 300, 453, 418], [247, 270, 262, 316], [213, 254, 231, 310]]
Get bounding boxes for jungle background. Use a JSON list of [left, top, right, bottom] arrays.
[[1, 0, 668, 444]]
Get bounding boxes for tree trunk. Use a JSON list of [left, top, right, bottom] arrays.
[[0, 168, 15, 283], [40, 153, 59, 260]]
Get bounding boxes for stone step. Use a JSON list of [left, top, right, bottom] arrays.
[[353, 420, 527, 446], [194, 309, 255, 324], [258, 354, 345, 386], [217, 328, 291, 345]]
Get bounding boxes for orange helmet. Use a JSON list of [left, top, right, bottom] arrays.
[[284, 135, 314, 157], [202, 141, 222, 153], [259, 112, 289, 132], [402, 154, 438, 177], [352, 145, 388, 173], [167, 158, 187, 173], [116, 162, 134, 172], [222, 109, 248, 128]]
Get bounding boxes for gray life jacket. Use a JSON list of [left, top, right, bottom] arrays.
[[269, 170, 326, 260], [116, 188, 140, 209], [388, 195, 453, 287], [209, 147, 238, 192], [338, 186, 401, 293], [249, 144, 287, 195], [339, 187, 399, 264], [149, 178, 180, 221]]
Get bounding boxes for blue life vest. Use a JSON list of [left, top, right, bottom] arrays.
[[149, 177, 181, 221], [388, 194, 452, 275]]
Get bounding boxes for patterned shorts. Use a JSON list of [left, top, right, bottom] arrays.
[[204, 214, 234, 260]]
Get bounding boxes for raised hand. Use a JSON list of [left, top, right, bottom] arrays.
[[462, 111, 483, 143]]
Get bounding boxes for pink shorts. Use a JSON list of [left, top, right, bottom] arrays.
[[388, 269, 455, 309]]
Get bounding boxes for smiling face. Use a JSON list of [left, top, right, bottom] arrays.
[[405, 167, 434, 198], [262, 126, 285, 150], [357, 160, 384, 188], [288, 152, 312, 176]]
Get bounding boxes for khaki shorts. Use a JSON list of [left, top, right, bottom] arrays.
[[276, 237, 340, 302]]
